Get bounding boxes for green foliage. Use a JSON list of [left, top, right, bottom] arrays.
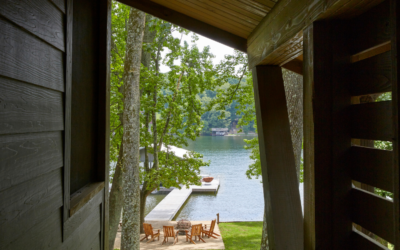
[[373, 92, 393, 199], [109, 2, 130, 182], [139, 26, 217, 189]]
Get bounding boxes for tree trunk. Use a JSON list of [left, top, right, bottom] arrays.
[[141, 15, 156, 69], [108, 143, 124, 250], [260, 209, 269, 250], [121, 7, 145, 250]]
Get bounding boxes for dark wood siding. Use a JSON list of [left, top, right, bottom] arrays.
[[0, 0, 109, 249]]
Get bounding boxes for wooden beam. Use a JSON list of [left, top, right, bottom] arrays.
[[117, 0, 247, 52], [248, 0, 386, 68], [281, 56, 303, 75], [390, 0, 400, 246], [252, 65, 303, 250]]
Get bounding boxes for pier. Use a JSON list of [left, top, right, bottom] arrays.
[[145, 179, 220, 221]]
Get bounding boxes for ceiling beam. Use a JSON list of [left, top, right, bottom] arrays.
[[247, 0, 386, 68], [117, 0, 247, 53]]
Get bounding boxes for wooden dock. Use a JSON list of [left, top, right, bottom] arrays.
[[145, 179, 220, 221]]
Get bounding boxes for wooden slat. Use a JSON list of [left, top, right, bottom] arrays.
[[0, 0, 65, 51], [152, 0, 251, 36], [197, 0, 261, 26], [303, 23, 318, 250], [61, 204, 101, 250], [351, 187, 394, 243], [0, 17, 64, 91], [87, 233, 101, 250], [0, 131, 63, 191], [351, 101, 392, 141], [70, 182, 105, 216], [219, 0, 267, 17], [350, 146, 394, 192], [188, 0, 258, 28], [252, 65, 303, 249], [0, 76, 64, 135], [50, 0, 66, 13], [63, 0, 73, 224], [236, 0, 273, 12], [117, 0, 247, 52], [4, 208, 63, 250], [212, 0, 264, 21], [350, 41, 391, 63], [350, 0, 390, 55], [349, 51, 392, 96], [64, 189, 103, 239], [97, 0, 111, 248], [248, 0, 385, 68], [390, 0, 400, 246], [351, 230, 390, 250], [0, 168, 63, 248]]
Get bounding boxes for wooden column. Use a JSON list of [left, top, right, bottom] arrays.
[[303, 21, 353, 250], [252, 65, 303, 250], [391, 0, 400, 247]]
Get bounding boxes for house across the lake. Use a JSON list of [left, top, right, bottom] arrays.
[[211, 128, 228, 136]]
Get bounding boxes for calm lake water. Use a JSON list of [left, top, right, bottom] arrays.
[[145, 135, 264, 221]]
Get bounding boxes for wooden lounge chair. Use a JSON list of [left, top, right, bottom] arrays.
[[140, 223, 160, 243], [202, 219, 220, 239], [185, 224, 205, 244], [162, 225, 179, 245]]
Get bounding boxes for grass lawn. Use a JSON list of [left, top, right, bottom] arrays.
[[219, 222, 263, 250]]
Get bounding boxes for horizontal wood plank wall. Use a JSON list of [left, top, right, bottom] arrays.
[[0, 0, 107, 249], [253, 65, 303, 250], [390, 0, 400, 247], [0, 0, 66, 248]]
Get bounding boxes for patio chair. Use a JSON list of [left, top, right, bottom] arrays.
[[185, 224, 205, 244], [162, 225, 179, 245], [202, 219, 220, 239], [140, 223, 160, 243]]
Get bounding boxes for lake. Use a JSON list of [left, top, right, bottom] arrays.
[[145, 135, 264, 222]]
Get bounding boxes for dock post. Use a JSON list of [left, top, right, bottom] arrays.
[[217, 213, 219, 224]]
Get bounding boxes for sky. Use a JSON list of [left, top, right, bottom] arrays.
[[160, 31, 236, 73]]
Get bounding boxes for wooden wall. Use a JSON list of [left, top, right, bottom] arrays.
[[304, 0, 398, 249], [0, 0, 110, 249]]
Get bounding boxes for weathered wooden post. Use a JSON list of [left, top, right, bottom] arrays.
[[217, 213, 219, 224], [252, 65, 304, 250]]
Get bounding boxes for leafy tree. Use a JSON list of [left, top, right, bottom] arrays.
[[138, 22, 216, 231]]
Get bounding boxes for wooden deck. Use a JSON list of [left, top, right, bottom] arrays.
[[145, 179, 220, 221]]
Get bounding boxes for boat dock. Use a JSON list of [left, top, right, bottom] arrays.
[[145, 179, 220, 221]]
